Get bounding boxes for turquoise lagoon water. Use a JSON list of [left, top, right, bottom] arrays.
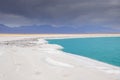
[[48, 37, 120, 67]]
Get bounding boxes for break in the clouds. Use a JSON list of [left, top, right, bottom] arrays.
[[0, 0, 120, 29]]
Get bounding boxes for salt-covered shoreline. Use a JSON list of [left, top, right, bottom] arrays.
[[45, 38, 120, 76], [0, 34, 120, 80], [46, 38, 120, 73]]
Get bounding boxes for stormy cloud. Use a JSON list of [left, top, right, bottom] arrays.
[[0, 0, 120, 29]]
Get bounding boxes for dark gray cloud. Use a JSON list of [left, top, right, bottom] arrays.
[[0, 0, 120, 28]]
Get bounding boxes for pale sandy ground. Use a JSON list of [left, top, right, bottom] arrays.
[[0, 34, 120, 41], [0, 34, 120, 80]]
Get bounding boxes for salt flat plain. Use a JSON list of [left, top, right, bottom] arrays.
[[0, 34, 120, 80]]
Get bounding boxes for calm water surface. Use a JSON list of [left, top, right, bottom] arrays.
[[48, 37, 120, 67]]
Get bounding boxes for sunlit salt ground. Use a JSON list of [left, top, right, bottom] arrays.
[[0, 37, 120, 80]]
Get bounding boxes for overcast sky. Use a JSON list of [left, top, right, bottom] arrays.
[[0, 0, 120, 33]]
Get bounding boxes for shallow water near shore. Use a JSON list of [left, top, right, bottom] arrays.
[[48, 37, 120, 67]]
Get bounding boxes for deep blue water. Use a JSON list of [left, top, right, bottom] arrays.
[[48, 37, 120, 67]]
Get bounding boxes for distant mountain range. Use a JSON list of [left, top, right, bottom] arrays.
[[0, 24, 119, 34]]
